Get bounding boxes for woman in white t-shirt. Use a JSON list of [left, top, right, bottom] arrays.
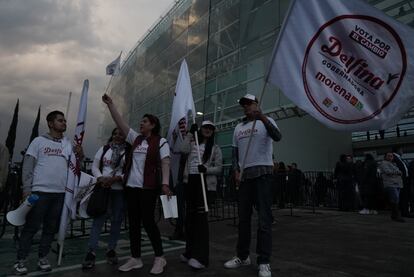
[[102, 94, 172, 275], [82, 127, 129, 269], [178, 120, 222, 269]]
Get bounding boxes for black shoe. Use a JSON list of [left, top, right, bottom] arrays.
[[82, 251, 96, 269], [106, 249, 118, 265]]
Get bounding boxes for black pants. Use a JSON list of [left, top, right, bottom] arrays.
[[125, 187, 163, 258], [237, 174, 273, 264], [184, 175, 209, 266], [17, 192, 64, 260]]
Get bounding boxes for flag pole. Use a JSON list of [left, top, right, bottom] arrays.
[[192, 118, 209, 212], [65, 92, 72, 118], [239, 0, 296, 180], [104, 51, 122, 94]]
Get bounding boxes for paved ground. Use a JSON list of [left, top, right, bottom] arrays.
[[1, 209, 413, 277]]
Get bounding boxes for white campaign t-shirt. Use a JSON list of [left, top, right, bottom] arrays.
[[233, 117, 278, 169], [188, 143, 205, 175], [92, 146, 125, 190], [25, 136, 69, 193], [125, 129, 170, 188]]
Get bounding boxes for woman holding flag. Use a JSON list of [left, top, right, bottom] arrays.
[[178, 120, 222, 269], [102, 94, 172, 275]]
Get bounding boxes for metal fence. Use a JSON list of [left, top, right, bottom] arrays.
[[1, 164, 386, 241]]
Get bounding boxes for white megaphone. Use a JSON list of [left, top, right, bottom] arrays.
[[6, 194, 39, 226]]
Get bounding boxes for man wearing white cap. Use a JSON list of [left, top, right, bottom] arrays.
[[224, 94, 281, 277]]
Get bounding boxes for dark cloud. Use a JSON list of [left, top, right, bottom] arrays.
[[0, 0, 175, 161], [0, 0, 98, 54]]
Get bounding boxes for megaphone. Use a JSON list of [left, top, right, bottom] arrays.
[[6, 194, 39, 226]]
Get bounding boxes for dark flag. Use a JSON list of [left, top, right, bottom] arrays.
[[29, 106, 41, 144], [5, 99, 19, 160]]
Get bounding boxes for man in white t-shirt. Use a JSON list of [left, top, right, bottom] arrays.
[[224, 94, 281, 277], [14, 111, 83, 275]]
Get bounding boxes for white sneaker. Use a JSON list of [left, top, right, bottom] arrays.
[[370, 210, 378, 215], [150, 256, 166, 275], [188, 258, 206, 269], [359, 208, 370, 215], [224, 256, 251, 269], [38, 257, 52, 272], [258, 264, 272, 277], [118, 257, 143, 272], [14, 260, 28, 275]]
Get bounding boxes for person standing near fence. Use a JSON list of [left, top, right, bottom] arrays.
[[379, 152, 405, 223], [358, 154, 379, 215], [14, 111, 83, 275], [102, 94, 172, 275], [177, 120, 222, 269], [82, 127, 129, 269], [392, 146, 412, 218], [224, 94, 281, 277], [334, 154, 355, 211]]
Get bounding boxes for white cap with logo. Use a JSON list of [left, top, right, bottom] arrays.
[[238, 93, 259, 105], [201, 120, 215, 129]]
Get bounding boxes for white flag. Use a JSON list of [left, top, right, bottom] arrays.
[[268, 0, 414, 131], [57, 79, 88, 265], [167, 59, 196, 187], [106, 53, 121, 76]]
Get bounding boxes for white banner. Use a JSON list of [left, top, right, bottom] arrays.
[[57, 79, 89, 265], [268, 0, 414, 131], [167, 59, 195, 187]]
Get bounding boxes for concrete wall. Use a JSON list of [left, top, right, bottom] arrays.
[[274, 115, 352, 171]]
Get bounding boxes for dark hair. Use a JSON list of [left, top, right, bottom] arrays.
[[46, 110, 64, 123], [198, 128, 216, 163], [143, 114, 161, 136], [339, 154, 347, 163], [107, 127, 124, 144]]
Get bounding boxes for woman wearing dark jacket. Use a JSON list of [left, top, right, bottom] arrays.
[[178, 121, 222, 269], [102, 94, 172, 275], [359, 154, 379, 215]]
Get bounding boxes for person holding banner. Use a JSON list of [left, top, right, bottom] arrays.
[[224, 94, 281, 277], [82, 127, 129, 269], [102, 94, 172, 275], [178, 120, 222, 269], [13, 111, 83, 275]]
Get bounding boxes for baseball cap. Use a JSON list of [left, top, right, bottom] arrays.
[[238, 94, 259, 105], [201, 120, 215, 129]]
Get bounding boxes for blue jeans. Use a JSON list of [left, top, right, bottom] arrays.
[[17, 192, 64, 260], [237, 174, 273, 264], [87, 190, 125, 252]]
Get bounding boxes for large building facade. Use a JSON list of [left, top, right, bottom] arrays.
[[102, 0, 414, 170]]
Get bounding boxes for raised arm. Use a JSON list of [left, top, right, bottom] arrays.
[[102, 94, 130, 136]]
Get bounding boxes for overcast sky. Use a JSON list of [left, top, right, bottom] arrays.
[[0, 0, 174, 161]]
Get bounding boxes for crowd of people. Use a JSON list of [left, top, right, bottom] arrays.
[[11, 93, 281, 277], [4, 91, 413, 276], [334, 147, 413, 222]]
